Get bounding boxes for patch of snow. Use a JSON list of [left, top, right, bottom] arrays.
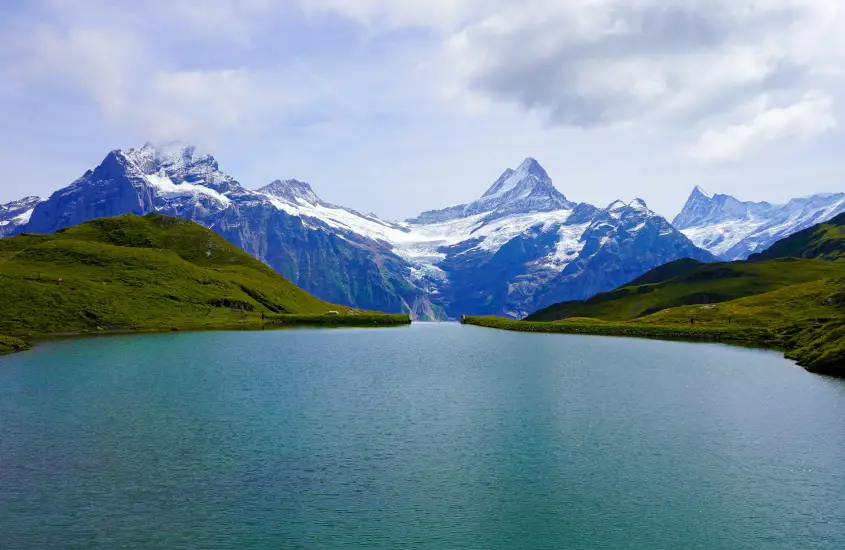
[[262, 186, 583, 275], [681, 218, 767, 257], [0, 220, 9, 227], [544, 222, 590, 270], [13, 208, 34, 224], [145, 173, 231, 206]]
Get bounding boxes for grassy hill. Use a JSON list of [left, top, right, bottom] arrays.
[[527, 258, 844, 322], [468, 214, 845, 376], [748, 212, 845, 261], [0, 213, 408, 353]]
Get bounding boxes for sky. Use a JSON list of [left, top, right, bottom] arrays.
[[1, 0, 844, 221]]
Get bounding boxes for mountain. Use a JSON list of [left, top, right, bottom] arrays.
[[408, 158, 573, 223], [0, 196, 42, 238], [529, 213, 845, 323], [23, 144, 421, 315], [0, 213, 407, 351], [673, 186, 845, 260], [400, 196, 714, 318], [9, 144, 713, 319]]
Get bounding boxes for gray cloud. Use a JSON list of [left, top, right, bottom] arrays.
[[446, 0, 844, 151]]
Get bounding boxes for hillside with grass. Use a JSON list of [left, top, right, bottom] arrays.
[[748, 212, 845, 262], [527, 258, 844, 322], [468, 214, 845, 376], [0, 213, 408, 353]]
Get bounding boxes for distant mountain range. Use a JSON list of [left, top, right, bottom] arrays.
[[2, 143, 842, 318], [673, 186, 845, 261]]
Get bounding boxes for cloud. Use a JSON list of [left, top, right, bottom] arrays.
[[3, 1, 318, 147], [689, 91, 836, 163], [140, 69, 258, 146], [23, 26, 141, 119], [431, 0, 845, 161], [445, 1, 845, 125], [289, 0, 845, 160]]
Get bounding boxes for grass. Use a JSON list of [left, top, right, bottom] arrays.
[[0, 213, 409, 353], [464, 316, 771, 344], [467, 276, 845, 376], [0, 334, 31, 355], [470, 214, 845, 377], [749, 212, 845, 262], [527, 259, 845, 322]]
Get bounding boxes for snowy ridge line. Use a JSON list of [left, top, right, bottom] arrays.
[[674, 186, 845, 260]]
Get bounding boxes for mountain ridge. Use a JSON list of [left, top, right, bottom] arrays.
[[674, 186, 845, 260], [4, 144, 715, 319]]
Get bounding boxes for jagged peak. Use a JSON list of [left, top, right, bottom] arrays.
[[2, 195, 42, 207], [691, 185, 712, 199], [481, 157, 553, 199], [629, 198, 650, 211], [517, 157, 548, 177], [122, 142, 206, 164], [259, 179, 322, 205], [606, 200, 627, 211]]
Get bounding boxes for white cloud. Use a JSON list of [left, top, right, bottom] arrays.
[[140, 69, 257, 146], [689, 91, 836, 163], [24, 26, 141, 119]]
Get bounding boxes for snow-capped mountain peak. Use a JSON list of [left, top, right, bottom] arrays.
[[259, 179, 322, 206], [481, 157, 552, 199], [409, 158, 572, 224], [120, 143, 238, 195], [691, 185, 711, 199], [604, 198, 653, 220], [629, 198, 651, 212]]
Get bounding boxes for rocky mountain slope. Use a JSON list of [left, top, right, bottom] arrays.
[[9, 144, 713, 319], [673, 186, 845, 261]]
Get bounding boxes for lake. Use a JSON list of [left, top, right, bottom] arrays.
[[1, 323, 844, 549]]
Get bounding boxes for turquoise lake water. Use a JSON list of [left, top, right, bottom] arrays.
[[1, 323, 844, 549]]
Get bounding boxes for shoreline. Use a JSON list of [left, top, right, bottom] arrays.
[[460, 316, 843, 376], [0, 314, 411, 357]]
